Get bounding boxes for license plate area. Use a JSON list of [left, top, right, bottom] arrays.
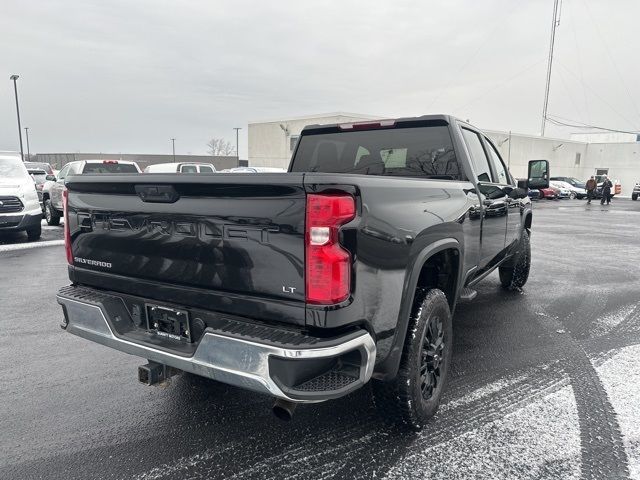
[[146, 304, 191, 342]]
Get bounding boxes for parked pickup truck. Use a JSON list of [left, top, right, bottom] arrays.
[[42, 159, 141, 226], [56, 115, 549, 428]]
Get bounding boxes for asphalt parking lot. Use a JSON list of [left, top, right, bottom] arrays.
[[1, 199, 639, 480]]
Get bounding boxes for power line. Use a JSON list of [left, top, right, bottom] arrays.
[[426, 0, 524, 110], [454, 58, 546, 111], [555, 62, 639, 129], [546, 114, 639, 134]]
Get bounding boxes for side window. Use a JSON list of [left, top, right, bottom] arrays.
[[199, 165, 214, 173], [485, 140, 510, 185], [180, 165, 197, 173], [461, 128, 492, 182], [69, 162, 82, 175], [57, 164, 71, 180], [290, 135, 300, 152]]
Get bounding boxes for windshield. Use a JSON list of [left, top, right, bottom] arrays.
[[0, 158, 27, 179], [82, 163, 139, 174], [24, 162, 53, 174], [291, 125, 462, 180], [28, 172, 47, 184]]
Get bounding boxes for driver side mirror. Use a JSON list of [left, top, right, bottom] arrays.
[[46, 175, 56, 182], [527, 159, 549, 189]]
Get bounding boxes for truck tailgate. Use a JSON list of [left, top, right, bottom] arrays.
[[65, 173, 306, 323]]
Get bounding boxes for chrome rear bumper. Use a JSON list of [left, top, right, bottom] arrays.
[[57, 290, 376, 403]]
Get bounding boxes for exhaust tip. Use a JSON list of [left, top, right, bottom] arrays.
[[272, 398, 298, 422]]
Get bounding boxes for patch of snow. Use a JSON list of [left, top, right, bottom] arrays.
[[591, 304, 637, 336], [0, 239, 64, 253], [441, 373, 528, 412], [594, 344, 640, 479], [385, 386, 581, 480]]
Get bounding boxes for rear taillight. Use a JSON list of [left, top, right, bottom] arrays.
[[62, 188, 73, 265], [305, 194, 356, 305]]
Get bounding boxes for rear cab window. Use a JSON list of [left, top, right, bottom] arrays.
[[82, 162, 139, 174], [199, 165, 214, 173], [180, 165, 198, 173], [291, 122, 465, 180]]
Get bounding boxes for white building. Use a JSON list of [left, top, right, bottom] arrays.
[[248, 113, 640, 197]]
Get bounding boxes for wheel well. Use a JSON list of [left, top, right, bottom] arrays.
[[524, 213, 532, 230], [415, 248, 459, 310]]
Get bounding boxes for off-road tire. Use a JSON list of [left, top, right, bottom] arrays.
[[372, 288, 453, 430], [45, 199, 61, 226], [26, 224, 42, 241], [499, 229, 531, 290]]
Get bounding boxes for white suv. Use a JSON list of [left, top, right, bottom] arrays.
[[0, 155, 42, 241]]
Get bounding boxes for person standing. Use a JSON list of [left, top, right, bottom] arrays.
[[585, 176, 597, 204], [600, 175, 613, 205]]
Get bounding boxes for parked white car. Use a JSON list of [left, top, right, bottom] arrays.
[[550, 180, 586, 200], [0, 154, 42, 240], [144, 162, 216, 173]]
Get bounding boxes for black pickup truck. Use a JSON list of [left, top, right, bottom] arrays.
[[57, 115, 549, 428]]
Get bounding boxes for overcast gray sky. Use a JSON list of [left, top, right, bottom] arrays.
[[1, 0, 639, 158]]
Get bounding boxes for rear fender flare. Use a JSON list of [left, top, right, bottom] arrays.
[[374, 238, 462, 381]]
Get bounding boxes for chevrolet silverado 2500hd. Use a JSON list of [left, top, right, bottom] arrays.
[[56, 115, 549, 427]]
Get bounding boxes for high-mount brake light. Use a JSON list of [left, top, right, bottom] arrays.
[[103, 160, 118, 164], [305, 194, 356, 305], [338, 120, 396, 130], [62, 189, 73, 265]]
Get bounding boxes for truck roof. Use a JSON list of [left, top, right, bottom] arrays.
[[301, 114, 457, 135]]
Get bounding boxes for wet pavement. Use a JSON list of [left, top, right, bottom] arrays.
[[1, 198, 639, 479]]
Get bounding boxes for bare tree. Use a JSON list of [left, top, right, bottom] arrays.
[[207, 138, 236, 156]]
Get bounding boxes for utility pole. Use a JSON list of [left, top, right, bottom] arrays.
[[541, 0, 561, 136], [10, 75, 25, 161], [24, 127, 30, 160], [171, 138, 176, 162], [233, 127, 241, 166]]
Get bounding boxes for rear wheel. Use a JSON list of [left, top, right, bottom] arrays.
[[26, 223, 42, 241], [45, 199, 61, 226], [372, 288, 452, 429], [632, 194, 638, 201], [499, 229, 531, 290]]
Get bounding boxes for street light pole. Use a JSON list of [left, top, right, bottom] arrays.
[[10, 75, 25, 161], [24, 127, 30, 160], [171, 138, 176, 162], [233, 127, 241, 166]]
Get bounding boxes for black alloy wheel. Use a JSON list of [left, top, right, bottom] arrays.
[[421, 314, 445, 400]]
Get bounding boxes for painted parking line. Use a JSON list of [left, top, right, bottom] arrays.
[[0, 240, 65, 253]]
